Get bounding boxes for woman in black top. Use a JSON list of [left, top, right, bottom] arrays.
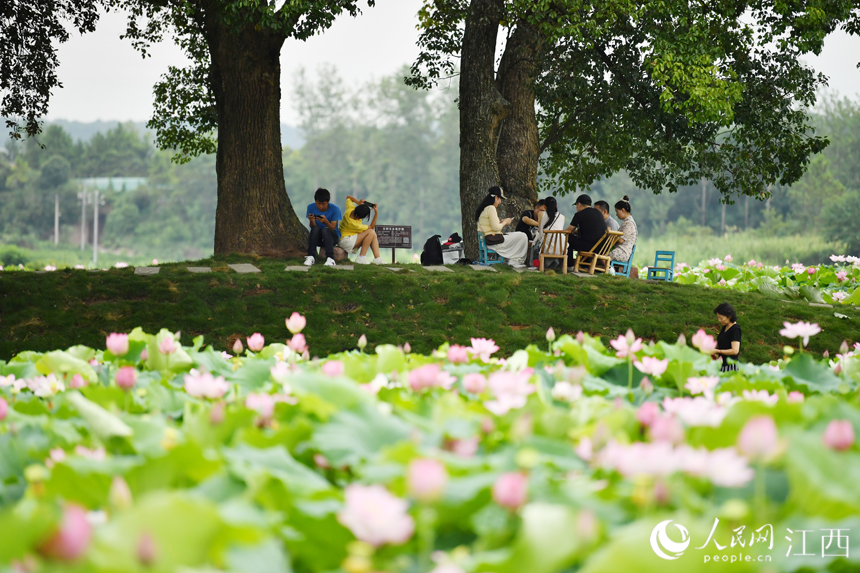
[[713, 302, 742, 372]]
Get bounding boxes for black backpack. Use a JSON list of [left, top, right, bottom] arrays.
[[420, 235, 443, 266]]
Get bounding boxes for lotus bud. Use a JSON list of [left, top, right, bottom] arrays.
[[232, 339, 243, 354], [115, 367, 137, 390], [357, 334, 367, 351], [546, 327, 556, 343], [109, 476, 133, 510]]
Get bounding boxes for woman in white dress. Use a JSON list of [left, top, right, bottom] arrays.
[[476, 186, 529, 268], [608, 195, 638, 263], [532, 197, 566, 267]]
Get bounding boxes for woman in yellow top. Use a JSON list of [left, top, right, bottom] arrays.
[[339, 196, 384, 265], [475, 186, 528, 268]]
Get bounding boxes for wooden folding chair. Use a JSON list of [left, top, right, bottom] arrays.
[[539, 230, 571, 273], [573, 230, 624, 275]]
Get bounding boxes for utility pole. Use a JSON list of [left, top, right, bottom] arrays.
[[700, 178, 707, 227], [54, 194, 60, 245], [721, 202, 726, 234], [78, 185, 88, 251]]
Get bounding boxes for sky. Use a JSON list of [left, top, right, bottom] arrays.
[[46, 1, 860, 127]]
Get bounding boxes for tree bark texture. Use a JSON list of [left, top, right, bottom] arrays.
[[205, 15, 308, 257], [496, 19, 544, 221], [459, 0, 510, 260]]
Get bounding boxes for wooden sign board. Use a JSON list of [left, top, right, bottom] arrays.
[[376, 225, 412, 263]]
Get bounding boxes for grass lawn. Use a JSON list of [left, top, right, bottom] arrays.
[[1, 255, 856, 363]]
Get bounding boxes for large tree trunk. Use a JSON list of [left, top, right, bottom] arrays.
[[497, 19, 544, 220], [459, 0, 510, 260], [206, 18, 307, 257]]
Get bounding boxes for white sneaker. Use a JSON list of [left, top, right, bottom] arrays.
[[355, 255, 371, 265], [510, 262, 526, 269], [372, 257, 385, 265], [304, 256, 315, 266], [325, 257, 336, 267]]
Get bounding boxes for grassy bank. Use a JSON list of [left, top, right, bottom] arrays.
[[1, 255, 856, 363]]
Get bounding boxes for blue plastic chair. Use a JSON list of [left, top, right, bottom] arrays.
[[612, 245, 637, 278], [477, 232, 504, 266], [647, 250, 675, 281]]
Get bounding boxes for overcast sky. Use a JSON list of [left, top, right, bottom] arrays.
[[47, 1, 860, 127]]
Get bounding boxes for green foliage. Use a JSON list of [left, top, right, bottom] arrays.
[[822, 190, 860, 253]]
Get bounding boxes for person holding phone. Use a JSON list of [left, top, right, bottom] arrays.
[[339, 195, 385, 265], [305, 188, 343, 266]]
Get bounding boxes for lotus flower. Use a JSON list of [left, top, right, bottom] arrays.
[[137, 533, 158, 566], [636, 402, 661, 426], [232, 339, 243, 354], [158, 336, 176, 355], [807, 267, 816, 275], [787, 391, 805, 403], [69, 374, 86, 389], [823, 420, 855, 451], [115, 367, 137, 390], [245, 393, 276, 421], [109, 476, 133, 509], [724, 255, 733, 262], [634, 356, 668, 377], [322, 360, 345, 377], [286, 312, 306, 334], [407, 458, 448, 503], [737, 416, 780, 460], [791, 263, 806, 274], [484, 370, 535, 415], [836, 271, 848, 282], [691, 329, 717, 354], [609, 329, 643, 358], [184, 369, 229, 399], [447, 345, 469, 364], [0, 397, 7, 421], [288, 333, 307, 353], [551, 381, 582, 402], [546, 327, 556, 342], [833, 292, 848, 302], [106, 333, 129, 356], [779, 321, 821, 347], [492, 472, 528, 510], [408, 364, 455, 391], [467, 338, 499, 363], [685, 376, 720, 395], [649, 416, 684, 444], [357, 334, 367, 350], [38, 504, 92, 561], [246, 333, 265, 352], [463, 373, 487, 394], [337, 484, 415, 547], [742, 389, 779, 405]]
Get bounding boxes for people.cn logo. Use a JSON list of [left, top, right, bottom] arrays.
[[650, 520, 691, 560]]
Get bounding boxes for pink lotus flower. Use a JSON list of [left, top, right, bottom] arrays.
[[724, 255, 733, 262], [546, 327, 556, 342], [137, 532, 158, 566], [636, 402, 661, 426], [823, 420, 855, 451], [38, 504, 92, 562], [779, 321, 821, 347], [0, 397, 7, 421], [685, 376, 720, 395], [716, 264, 726, 272], [115, 367, 137, 390], [314, 453, 331, 469], [662, 396, 730, 427], [718, 279, 727, 286], [357, 334, 368, 350], [708, 258, 721, 266], [337, 484, 415, 547], [447, 436, 480, 457], [575, 437, 593, 461], [403, 342, 412, 353], [447, 345, 469, 364], [106, 333, 129, 356], [649, 416, 684, 444], [288, 333, 307, 354], [807, 267, 817, 275], [152, 259, 158, 265], [492, 472, 528, 510], [787, 391, 805, 403], [691, 329, 718, 354], [463, 373, 487, 394], [232, 339, 243, 354], [836, 271, 848, 282], [407, 458, 448, 502], [158, 336, 176, 355], [286, 312, 306, 334], [833, 292, 848, 302], [322, 360, 345, 377], [576, 331, 585, 344], [184, 369, 229, 399], [773, 266, 781, 271], [140, 349, 148, 361], [742, 389, 779, 405], [28, 375, 64, 397], [467, 338, 499, 363], [109, 475, 133, 509], [246, 333, 265, 352], [791, 263, 806, 274], [74, 446, 106, 460], [634, 356, 668, 377], [115, 262, 128, 269], [408, 364, 455, 391], [69, 374, 86, 389], [551, 381, 582, 402], [609, 329, 643, 358], [245, 393, 276, 421], [484, 370, 535, 415], [737, 416, 780, 460], [747, 259, 756, 266]]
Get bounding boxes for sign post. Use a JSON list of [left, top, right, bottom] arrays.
[[375, 225, 412, 264]]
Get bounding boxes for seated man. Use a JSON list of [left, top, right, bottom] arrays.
[[515, 199, 546, 241], [565, 194, 608, 266], [595, 200, 619, 231], [304, 188, 342, 267]]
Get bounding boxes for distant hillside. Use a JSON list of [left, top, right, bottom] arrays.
[[4, 119, 305, 150]]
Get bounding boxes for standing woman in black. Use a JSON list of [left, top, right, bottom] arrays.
[[713, 302, 742, 372]]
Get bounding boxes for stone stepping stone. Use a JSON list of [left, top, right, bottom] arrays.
[[188, 267, 212, 273], [470, 265, 496, 272], [228, 263, 261, 274], [423, 266, 453, 272], [809, 302, 833, 308], [284, 266, 310, 272], [572, 272, 598, 278], [385, 267, 408, 272], [134, 267, 161, 276], [332, 265, 354, 271], [514, 267, 539, 273]]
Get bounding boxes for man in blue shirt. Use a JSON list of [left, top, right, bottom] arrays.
[[305, 188, 342, 266]]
